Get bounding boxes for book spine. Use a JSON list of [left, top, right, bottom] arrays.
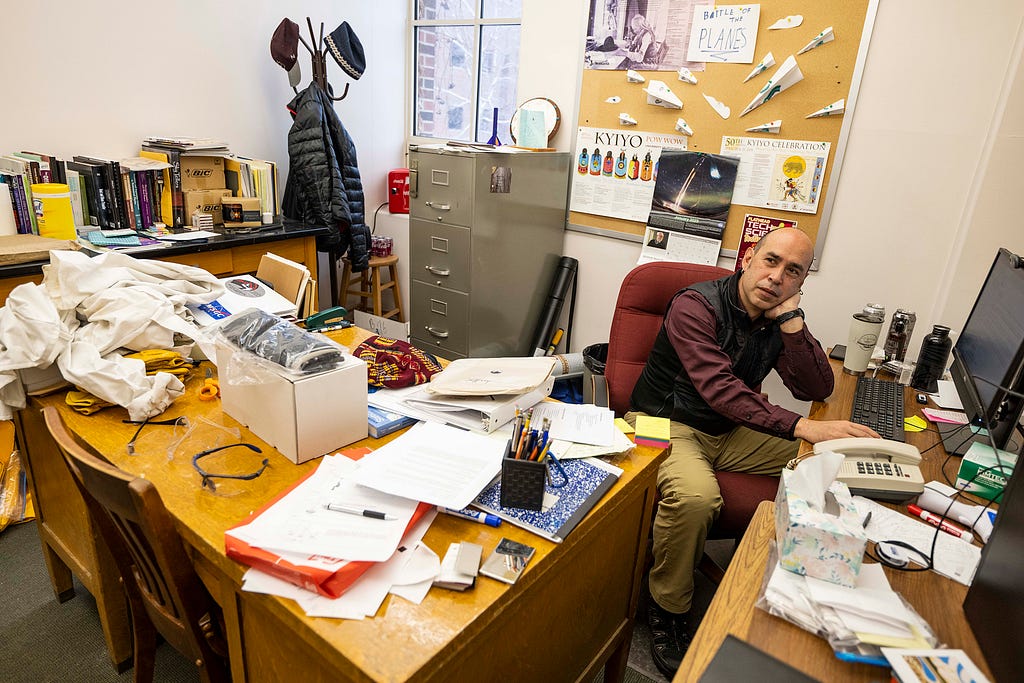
[[66, 171, 84, 227], [22, 177, 38, 234], [137, 170, 152, 229], [143, 146, 185, 228], [3, 176, 28, 233], [110, 161, 128, 229], [127, 171, 141, 230]]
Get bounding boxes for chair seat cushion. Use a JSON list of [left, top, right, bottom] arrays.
[[710, 471, 780, 539]]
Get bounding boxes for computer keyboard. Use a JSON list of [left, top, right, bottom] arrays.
[[850, 376, 905, 441]]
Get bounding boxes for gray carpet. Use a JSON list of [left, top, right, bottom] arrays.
[[1, 520, 728, 682]]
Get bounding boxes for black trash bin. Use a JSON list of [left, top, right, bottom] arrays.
[[582, 343, 609, 407]]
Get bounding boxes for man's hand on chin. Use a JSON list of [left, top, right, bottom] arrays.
[[794, 418, 881, 444]]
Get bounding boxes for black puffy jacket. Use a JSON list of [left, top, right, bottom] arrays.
[[282, 84, 370, 270]]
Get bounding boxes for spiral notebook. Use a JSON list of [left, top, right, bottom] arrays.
[[471, 457, 621, 543]]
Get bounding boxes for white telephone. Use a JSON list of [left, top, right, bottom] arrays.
[[813, 437, 925, 503]]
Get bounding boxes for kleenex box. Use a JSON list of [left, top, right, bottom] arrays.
[[957, 442, 1018, 502], [217, 345, 368, 464], [775, 471, 868, 587]]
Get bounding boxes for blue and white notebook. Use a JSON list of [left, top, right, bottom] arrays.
[[472, 457, 622, 543], [367, 404, 418, 439]]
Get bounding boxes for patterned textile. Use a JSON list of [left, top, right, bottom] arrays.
[[353, 336, 442, 389]]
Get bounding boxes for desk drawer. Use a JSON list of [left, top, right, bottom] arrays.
[[410, 155, 473, 226], [158, 250, 233, 276], [409, 219, 470, 293], [410, 281, 468, 357]]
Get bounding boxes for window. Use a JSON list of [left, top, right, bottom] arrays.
[[412, 1, 522, 143]]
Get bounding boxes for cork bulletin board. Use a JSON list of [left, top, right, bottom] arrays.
[[569, 0, 879, 268]]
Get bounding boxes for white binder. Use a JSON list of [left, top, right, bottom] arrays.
[[401, 375, 555, 433]]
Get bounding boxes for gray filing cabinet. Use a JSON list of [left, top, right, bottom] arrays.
[[408, 146, 569, 359]]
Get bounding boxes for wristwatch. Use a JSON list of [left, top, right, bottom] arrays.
[[774, 308, 805, 325]]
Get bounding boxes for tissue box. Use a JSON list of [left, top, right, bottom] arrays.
[[775, 471, 868, 587], [957, 442, 1018, 502], [216, 345, 368, 464]]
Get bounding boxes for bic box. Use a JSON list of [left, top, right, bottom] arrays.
[[217, 346, 369, 464]]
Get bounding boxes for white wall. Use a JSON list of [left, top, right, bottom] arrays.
[[0, 1, 408, 224], [519, 1, 1024, 382]]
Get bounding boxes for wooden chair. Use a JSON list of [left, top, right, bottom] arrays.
[[605, 261, 780, 583], [41, 406, 230, 683], [338, 254, 405, 322]]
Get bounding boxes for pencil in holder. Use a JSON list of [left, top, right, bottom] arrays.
[[499, 439, 546, 511]]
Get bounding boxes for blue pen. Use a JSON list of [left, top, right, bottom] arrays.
[[436, 506, 502, 527]]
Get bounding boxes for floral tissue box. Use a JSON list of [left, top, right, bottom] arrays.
[[774, 471, 868, 587]]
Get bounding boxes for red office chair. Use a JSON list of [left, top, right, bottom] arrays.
[[605, 261, 780, 582]]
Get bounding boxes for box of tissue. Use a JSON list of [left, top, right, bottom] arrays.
[[775, 467, 868, 587]]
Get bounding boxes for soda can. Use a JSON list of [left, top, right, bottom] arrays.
[[883, 309, 917, 363]]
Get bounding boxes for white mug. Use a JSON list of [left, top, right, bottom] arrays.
[[843, 313, 882, 374]]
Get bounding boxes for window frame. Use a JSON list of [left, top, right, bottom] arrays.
[[408, 1, 522, 146]]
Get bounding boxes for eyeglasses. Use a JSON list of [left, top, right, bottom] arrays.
[[124, 417, 190, 455], [191, 443, 269, 491]]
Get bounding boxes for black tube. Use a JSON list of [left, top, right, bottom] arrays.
[[529, 257, 578, 356]]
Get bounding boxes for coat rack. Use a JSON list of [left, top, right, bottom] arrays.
[[297, 18, 349, 101]]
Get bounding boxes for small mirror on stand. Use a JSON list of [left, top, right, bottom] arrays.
[[510, 97, 561, 150]]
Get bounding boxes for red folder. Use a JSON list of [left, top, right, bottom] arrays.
[[224, 447, 432, 599]]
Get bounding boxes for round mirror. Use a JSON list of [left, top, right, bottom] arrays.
[[509, 97, 561, 147]]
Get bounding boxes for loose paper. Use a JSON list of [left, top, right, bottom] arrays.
[[687, 4, 760, 63], [721, 136, 831, 214]]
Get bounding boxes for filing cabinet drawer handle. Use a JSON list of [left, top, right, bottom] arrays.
[[425, 265, 450, 277], [424, 201, 451, 211], [424, 326, 449, 339]]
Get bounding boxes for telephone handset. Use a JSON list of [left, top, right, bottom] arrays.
[[813, 437, 925, 503]]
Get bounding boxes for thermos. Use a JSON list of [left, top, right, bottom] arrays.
[[843, 304, 885, 375], [910, 325, 952, 393]]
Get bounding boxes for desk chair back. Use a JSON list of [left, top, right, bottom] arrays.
[[42, 407, 229, 683], [605, 262, 780, 582]]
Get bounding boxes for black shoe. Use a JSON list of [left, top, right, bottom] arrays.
[[647, 601, 691, 679]]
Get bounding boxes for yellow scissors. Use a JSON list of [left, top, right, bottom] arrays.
[[199, 368, 220, 401]]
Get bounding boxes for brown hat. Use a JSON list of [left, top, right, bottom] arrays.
[[271, 18, 302, 87], [325, 21, 365, 80]]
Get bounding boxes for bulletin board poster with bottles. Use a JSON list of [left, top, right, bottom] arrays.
[[568, 0, 879, 269]]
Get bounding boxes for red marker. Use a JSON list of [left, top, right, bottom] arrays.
[[907, 504, 975, 543]]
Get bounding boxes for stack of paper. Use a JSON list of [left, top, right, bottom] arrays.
[[256, 252, 310, 309]]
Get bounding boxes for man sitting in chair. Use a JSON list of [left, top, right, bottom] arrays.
[[626, 228, 880, 677]]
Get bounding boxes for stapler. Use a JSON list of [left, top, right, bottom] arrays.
[[305, 306, 352, 332]]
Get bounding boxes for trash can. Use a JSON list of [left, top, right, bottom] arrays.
[[582, 343, 609, 407]]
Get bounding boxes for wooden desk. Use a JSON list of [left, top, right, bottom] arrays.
[[19, 327, 667, 681], [0, 222, 328, 306], [676, 361, 996, 681]]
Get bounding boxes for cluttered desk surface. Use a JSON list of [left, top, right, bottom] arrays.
[[19, 325, 667, 682], [677, 359, 996, 682]]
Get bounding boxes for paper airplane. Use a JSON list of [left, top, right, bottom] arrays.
[[743, 52, 775, 83], [768, 15, 803, 30], [806, 99, 845, 118], [740, 55, 803, 117], [677, 67, 698, 85], [746, 120, 782, 134], [643, 80, 682, 109], [626, 69, 645, 83], [797, 26, 835, 55], [703, 94, 730, 120], [619, 112, 638, 126], [674, 118, 694, 136], [605, 96, 621, 104]]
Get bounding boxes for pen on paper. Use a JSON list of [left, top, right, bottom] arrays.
[[861, 511, 872, 529], [323, 503, 398, 520]]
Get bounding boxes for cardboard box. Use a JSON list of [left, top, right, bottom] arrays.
[[222, 196, 262, 227], [957, 442, 1018, 501], [775, 473, 868, 587], [181, 155, 226, 191], [184, 189, 233, 225], [217, 345, 368, 464]]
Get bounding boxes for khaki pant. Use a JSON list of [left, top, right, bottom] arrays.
[[626, 411, 797, 614]]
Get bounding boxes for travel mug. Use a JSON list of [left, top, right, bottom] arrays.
[[910, 325, 952, 393], [843, 311, 883, 375]]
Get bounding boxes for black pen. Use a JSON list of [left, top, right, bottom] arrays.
[[324, 503, 397, 520], [862, 511, 872, 529]]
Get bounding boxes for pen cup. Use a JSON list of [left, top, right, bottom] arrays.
[[499, 440, 546, 511]]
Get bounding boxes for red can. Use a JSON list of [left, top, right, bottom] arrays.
[[388, 168, 410, 214]]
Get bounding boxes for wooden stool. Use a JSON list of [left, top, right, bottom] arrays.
[[338, 254, 405, 322]]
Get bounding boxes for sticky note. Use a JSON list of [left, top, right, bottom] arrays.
[[615, 417, 635, 434], [634, 416, 670, 448]]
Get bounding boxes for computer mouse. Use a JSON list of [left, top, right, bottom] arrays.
[[916, 393, 928, 405]]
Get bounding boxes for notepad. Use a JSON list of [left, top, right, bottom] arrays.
[[634, 415, 670, 448], [86, 231, 141, 247]]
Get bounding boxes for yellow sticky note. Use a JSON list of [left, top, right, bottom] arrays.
[[615, 417, 635, 434], [634, 415, 671, 448], [903, 415, 927, 432]]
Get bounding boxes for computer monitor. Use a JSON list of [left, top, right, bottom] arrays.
[[963, 463, 1023, 679], [945, 247, 1024, 455]]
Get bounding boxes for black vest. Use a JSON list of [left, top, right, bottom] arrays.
[[630, 271, 783, 435]]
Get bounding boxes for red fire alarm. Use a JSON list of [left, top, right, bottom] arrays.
[[388, 168, 410, 214]]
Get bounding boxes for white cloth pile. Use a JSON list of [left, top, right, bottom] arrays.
[[0, 250, 224, 421]]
